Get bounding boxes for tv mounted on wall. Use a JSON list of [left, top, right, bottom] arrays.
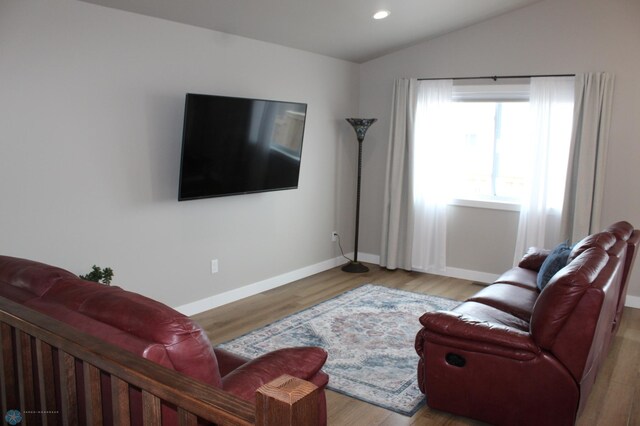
[[178, 93, 307, 201]]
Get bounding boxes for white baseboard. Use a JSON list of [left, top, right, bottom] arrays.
[[356, 252, 380, 265], [625, 295, 640, 309], [359, 253, 497, 284], [174, 256, 344, 316], [182, 251, 638, 315], [443, 267, 499, 284]]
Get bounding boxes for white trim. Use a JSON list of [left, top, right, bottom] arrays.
[[452, 84, 530, 101], [625, 295, 640, 309], [360, 252, 497, 284], [442, 267, 498, 284], [174, 256, 344, 316], [176, 251, 639, 315], [357, 252, 381, 265], [448, 198, 521, 212]]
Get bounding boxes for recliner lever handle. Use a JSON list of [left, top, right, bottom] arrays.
[[445, 352, 466, 367]]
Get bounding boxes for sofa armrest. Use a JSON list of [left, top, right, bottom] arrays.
[[518, 247, 551, 271], [417, 311, 540, 361], [221, 347, 327, 402]]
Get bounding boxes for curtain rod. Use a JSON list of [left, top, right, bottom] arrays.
[[418, 73, 575, 81]]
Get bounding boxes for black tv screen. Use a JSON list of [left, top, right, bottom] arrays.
[[178, 93, 307, 201]]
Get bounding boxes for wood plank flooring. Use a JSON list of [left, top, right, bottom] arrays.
[[191, 263, 640, 426]]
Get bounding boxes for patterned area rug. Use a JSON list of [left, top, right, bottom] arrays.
[[218, 284, 459, 416]]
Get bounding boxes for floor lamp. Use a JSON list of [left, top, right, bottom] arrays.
[[342, 118, 377, 273]]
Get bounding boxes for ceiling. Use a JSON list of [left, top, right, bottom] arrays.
[[81, 0, 542, 63]]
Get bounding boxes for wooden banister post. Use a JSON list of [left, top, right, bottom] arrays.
[[255, 375, 319, 426]]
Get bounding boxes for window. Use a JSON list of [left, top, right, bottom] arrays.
[[447, 100, 530, 203], [448, 84, 531, 204], [414, 81, 573, 208], [409, 76, 575, 273]]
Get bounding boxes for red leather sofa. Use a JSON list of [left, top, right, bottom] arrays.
[[415, 221, 639, 425], [0, 255, 329, 425]]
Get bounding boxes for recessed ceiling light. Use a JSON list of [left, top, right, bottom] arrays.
[[373, 10, 390, 20]]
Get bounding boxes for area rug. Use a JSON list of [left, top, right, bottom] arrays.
[[218, 284, 459, 416]]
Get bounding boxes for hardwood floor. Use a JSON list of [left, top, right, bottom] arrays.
[[191, 263, 640, 426]]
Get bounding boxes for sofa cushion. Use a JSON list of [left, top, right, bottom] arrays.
[[0, 284, 41, 303], [531, 247, 608, 351], [448, 301, 530, 332], [39, 276, 223, 388], [76, 286, 223, 388], [494, 267, 538, 291], [537, 242, 571, 291], [467, 283, 538, 322], [38, 277, 113, 309], [418, 304, 538, 360], [518, 247, 551, 271], [25, 298, 174, 367], [568, 232, 616, 263], [604, 221, 634, 241], [0, 255, 77, 299]]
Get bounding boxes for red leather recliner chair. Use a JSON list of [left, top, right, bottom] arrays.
[[0, 255, 329, 425]]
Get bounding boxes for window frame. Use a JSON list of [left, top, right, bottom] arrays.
[[446, 82, 531, 208]]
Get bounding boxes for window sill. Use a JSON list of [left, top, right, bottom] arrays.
[[448, 198, 521, 212]]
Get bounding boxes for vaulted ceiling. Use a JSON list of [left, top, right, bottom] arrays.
[[81, 0, 542, 63]]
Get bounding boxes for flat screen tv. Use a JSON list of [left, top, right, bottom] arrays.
[[178, 93, 307, 201]]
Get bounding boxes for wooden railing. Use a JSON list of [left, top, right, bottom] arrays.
[[0, 296, 318, 425]]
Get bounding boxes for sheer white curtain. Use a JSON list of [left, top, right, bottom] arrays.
[[411, 80, 453, 273], [513, 76, 575, 263]]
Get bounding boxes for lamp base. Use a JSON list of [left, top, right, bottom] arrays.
[[341, 261, 369, 273]]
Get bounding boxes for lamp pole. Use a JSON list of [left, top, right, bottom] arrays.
[[342, 118, 377, 273]]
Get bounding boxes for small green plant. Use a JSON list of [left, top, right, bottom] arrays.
[[79, 265, 114, 285]]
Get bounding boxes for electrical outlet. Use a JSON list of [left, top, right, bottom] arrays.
[[331, 231, 338, 242], [211, 259, 218, 274]]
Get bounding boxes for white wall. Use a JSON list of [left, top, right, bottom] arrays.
[[0, 0, 359, 307], [358, 0, 640, 299]]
